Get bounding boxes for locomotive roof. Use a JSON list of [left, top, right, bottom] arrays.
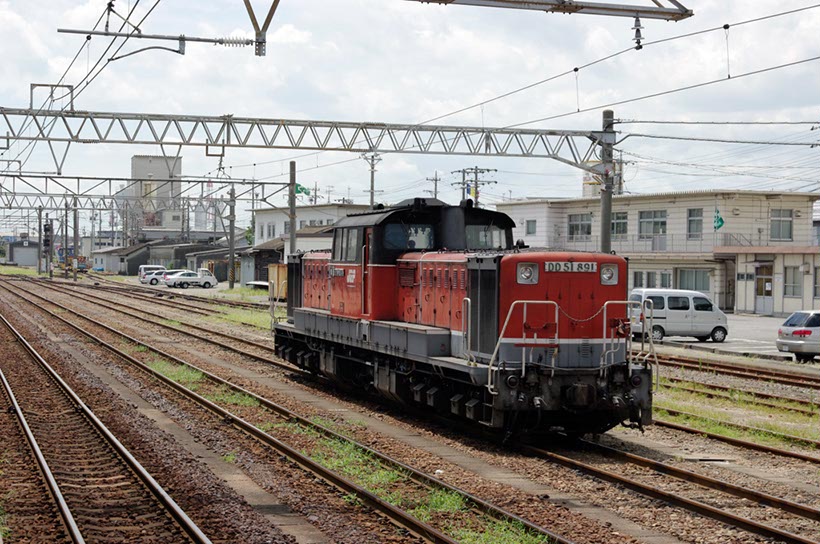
[[333, 198, 514, 229]]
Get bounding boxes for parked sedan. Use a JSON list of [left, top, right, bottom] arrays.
[[142, 269, 166, 285], [161, 269, 190, 284], [776, 310, 820, 363], [165, 270, 218, 289]]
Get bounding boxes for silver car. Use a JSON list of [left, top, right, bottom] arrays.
[[776, 311, 820, 363]]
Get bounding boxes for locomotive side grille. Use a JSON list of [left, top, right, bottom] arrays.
[[398, 267, 415, 287]]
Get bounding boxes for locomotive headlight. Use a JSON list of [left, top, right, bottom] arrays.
[[600, 264, 618, 285], [517, 263, 538, 284]]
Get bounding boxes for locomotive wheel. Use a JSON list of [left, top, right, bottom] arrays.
[[710, 327, 727, 343], [651, 326, 664, 342]]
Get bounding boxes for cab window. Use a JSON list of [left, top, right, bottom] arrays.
[[668, 296, 690, 310], [466, 224, 506, 250], [344, 228, 361, 262], [693, 297, 713, 312], [383, 223, 434, 251]]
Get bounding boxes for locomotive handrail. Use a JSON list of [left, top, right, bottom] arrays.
[[633, 298, 660, 391], [601, 300, 652, 371], [486, 300, 559, 395], [270, 279, 288, 328], [460, 297, 476, 364]]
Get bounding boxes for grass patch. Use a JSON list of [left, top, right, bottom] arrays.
[[213, 286, 268, 301], [451, 519, 552, 544], [656, 389, 818, 441], [0, 264, 40, 276], [208, 308, 271, 329], [202, 385, 260, 407], [411, 489, 467, 522], [147, 359, 205, 391], [222, 452, 237, 464]]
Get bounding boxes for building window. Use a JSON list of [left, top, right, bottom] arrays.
[[770, 209, 793, 241], [660, 271, 672, 288], [267, 223, 275, 238], [525, 220, 537, 235], [633, 271, 644, 288], [568, 213, 592, 240], [678, 269, 709, 292], [815, 267, 820, 298], [258, 223, 264, 240], [687, 208, 703, 240], [309, 219, 317, 226], [638, 210, 667, 239], [300, 220, 307, 229], [646, 271, 657, 288], [784, 266, 802, 297], [284, 221, 290, 234], [611, 212, 628, 239]]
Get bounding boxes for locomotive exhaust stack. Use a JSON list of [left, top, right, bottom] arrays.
[[275, 197, 653, 441]]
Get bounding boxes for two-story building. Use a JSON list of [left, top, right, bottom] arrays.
[[496, 190, 820, 316], [253, 203, 369, 246]]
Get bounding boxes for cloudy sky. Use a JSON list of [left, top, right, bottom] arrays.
[[1, 0, 819, 231]]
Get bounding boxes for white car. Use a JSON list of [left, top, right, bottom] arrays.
[[142, 269, 166, 285], [161, 269, 190, 284], [165, 269, 218, 289], [138, 265, 166, 284], [776, 311, 820, 363]]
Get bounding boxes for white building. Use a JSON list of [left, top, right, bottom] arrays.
[[497, 190, 820, 316], [124, 155, 184, 231], [253, 203, 369, 246]]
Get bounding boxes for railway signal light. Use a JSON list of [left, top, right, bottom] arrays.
[[42, 222, 52, 248]]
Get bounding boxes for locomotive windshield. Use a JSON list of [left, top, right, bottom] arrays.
[[383, 223, 435, 251], [466, 224, 507, 250]]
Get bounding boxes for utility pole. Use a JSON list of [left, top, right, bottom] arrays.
[[599, 109, 615, 254], [73, 196, 79, 282], [361, 152, 382, 207], [37, 206, 43, 275], [312, 180, 319, 205], [425, 171, 440, 199], [452, 166, 496, 206], [288, 161, 297, 257], [452, 169, 467, 201]]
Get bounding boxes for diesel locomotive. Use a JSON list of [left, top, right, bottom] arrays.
[[273, 198, 653, 439]]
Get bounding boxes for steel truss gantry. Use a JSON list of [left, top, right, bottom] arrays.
[[405, 0, 692, 20], [0, 107, 610, 175]]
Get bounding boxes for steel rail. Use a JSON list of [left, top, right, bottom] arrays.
[[0, 281, 572, 544], [20, 279, 293, 371], [661, 378, 818, 417], [659, 408, 820, 449], [657, 355, 820, 390], [578, 440, 820, 522], [653, 419, 820, 465], [65, 281, 218, 316], [0, 366, 85, 544], [522, 444, 818, 544], [88, 273, 268, 310], [0, 312, 212, 544]]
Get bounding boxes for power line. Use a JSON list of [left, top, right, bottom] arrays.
[[617, 119, 820, 126], [620, 133, 820, 146]]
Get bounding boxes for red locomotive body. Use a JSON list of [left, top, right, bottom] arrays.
[[275, 198, 652, 438]]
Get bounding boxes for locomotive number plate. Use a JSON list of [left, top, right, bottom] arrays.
[[544, 261, 598, 273]]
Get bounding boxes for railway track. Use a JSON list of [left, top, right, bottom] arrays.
[[0, 279, 574, 544], [17, 278, 820, 542], [522, 439, 820, 544], [656, 353, 820, 391], [87, 272, 269, 310], [0, 312, 211, 544]]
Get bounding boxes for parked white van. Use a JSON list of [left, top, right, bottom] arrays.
[[629, 288, 728, 343]]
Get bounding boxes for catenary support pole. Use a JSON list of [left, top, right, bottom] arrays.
[[289, 161, 296, 257], [73, 197, 79, 282], [64, 201, 69, 279], [228, 185, 236, 289], [37, 206, 43, 275], [600, 109, 615, 254]]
